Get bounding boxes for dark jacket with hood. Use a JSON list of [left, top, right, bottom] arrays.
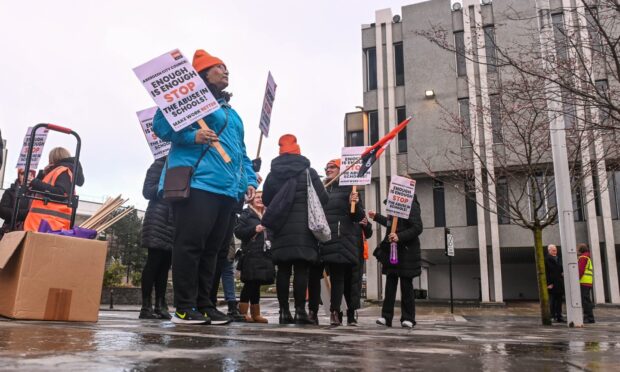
[[0, 181, 30, 236], [234, 206, 275, 284], [29, 157, 85, 202], [373, 195, 423, 278], [141, 158, 174, 251], [545, 254, 563, 295], [262, 154, 329, 264], [320, 182, 365, 265]]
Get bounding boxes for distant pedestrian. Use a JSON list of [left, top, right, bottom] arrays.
[[235, 191, 275, 323], [262, 134, 328, 324], [139, 157, 174, 320], [545, 244, 564, 323], [370, 194, 423, 329], [577, 243, 595, 324]]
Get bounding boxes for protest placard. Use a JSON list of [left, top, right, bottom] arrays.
[[16, 126, 49, 170], [258, 72, 277, 137], [338, 146, 371, 186], [386, 175, 416, 219], [137, 107, 170, 159]]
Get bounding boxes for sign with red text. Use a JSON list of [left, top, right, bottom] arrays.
[[133, 49, 220, 132], [16, 126, 49, 170], [137, 107, 170, 159], [386, 175, 416, 219], [259, 72, 277, 137], [339, 146, 371, 186]]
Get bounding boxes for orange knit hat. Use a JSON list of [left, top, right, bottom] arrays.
[[192, 49, 225, 73], [279, 134, 301, 155], [326, 159, 341, 168]]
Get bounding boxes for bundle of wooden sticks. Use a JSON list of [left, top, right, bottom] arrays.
[[79, 195, 135, 233]]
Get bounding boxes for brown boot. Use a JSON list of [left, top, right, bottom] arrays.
[[251, 304, 268, 323], [238, 302, 253, 322]]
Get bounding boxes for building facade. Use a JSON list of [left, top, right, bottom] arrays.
[[348, 0, 620, 303]]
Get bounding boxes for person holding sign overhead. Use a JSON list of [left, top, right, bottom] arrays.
[[369, 192, 422, 329], [153, 50, 258, 325]]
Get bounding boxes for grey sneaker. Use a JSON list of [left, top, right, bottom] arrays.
[[200, 306, 232, 325]]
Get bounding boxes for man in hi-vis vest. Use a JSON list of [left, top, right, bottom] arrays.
[[577, 243, 595, 324]]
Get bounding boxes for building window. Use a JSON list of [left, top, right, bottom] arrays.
[[551, 13, 568, 62], [592, 174, 602, 217], [573, 184, 584, 222], [490, 94, 502, 143], [530, 174, 557, 221], [465, 179, 477, 226], [497, 177, 510, 224], [397, 106, 407, 153], [609, 171, 620, 219], [368, 110, 379, 144], [585, 6, 601, 53], [595, 79, 610, 125], [347, 131, 364, 147], [433, 179, 446, 227], [365, 47, 377, 91], [454, 31, 466, 77], [483, 26, 497, 72], [459, 98, 471, 147], [394, 42, 405, 86]]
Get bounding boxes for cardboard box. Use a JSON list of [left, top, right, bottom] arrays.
[[0, 231, 107, 322]]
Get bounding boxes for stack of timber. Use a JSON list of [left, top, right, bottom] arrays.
[[79, 195, 135, 233]]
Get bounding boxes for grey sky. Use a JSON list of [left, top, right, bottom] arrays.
[[0, 0, 424, 209]]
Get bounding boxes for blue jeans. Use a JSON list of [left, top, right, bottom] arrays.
[[221, 259, 236, 302]]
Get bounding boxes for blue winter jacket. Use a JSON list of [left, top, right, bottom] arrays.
[[152, 100, 258, 200]]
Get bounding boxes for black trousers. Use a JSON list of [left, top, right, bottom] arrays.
[[581, 285, 595, 321], [141, 249, 172, 302], [172, 189, 235, 310], [209, 212, 237, 306], [276, 261, 309, 310], [240, 281, 261, 304], [382, 274, 415, 323], [548, 290, 563, 319], [308, 263, 323, 312], [327, 263, 351, 312]]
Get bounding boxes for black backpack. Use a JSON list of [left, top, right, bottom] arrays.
[[262, 176, 297, 233]]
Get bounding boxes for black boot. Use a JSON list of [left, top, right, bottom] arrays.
[[139, 296, 157, 319], [308, 310, 319, 325], [330, 310, 342, 326], [279, 307, 294, 325], [346, 309, 358, 326], [294, 307, 314, 325], [227, 301, 247, 322], [153, 296, 171, 320]]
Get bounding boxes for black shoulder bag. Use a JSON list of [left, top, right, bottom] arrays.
[[163, 110, 229, 202]]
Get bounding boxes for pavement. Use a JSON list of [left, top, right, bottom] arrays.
[[1, 300, 620, 371]]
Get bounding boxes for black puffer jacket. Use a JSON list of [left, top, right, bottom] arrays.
[[373, 196, 423, 278], [141, 158, 174, 251], [234, 207, 275, 284], [0, 182, 30, 235], [262, 154, 329, 264], [320, 183, 365, 265], [29, 157, 85, 202]]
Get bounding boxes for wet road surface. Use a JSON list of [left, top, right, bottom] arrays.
[[1, 300, 619, 371]]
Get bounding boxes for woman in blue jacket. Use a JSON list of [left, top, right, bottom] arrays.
[[153, 49, 258, 325]]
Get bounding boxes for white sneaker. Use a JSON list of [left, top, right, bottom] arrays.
[[376, 317, 387, 326], [401, 320, 414, 328]]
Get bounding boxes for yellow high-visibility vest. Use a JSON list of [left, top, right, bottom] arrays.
[[579, 255, 593, 285]]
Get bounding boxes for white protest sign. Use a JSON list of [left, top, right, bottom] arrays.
[[258, 72, 277, 137], [137, 107, 170, 159], [386, 176, 416, 219], [133, 49, 220, 132], [16, 127, 49, 170], [339, 146, 371, 186]]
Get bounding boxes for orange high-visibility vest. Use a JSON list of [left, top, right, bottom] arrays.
[[24, 166, 73, 232]]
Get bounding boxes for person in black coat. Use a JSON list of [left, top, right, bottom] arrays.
[[370, 194, 423, 328], [317, 159, 365, 326], [262, 134, 328, 324], [234, 191, 275, 323], [0, 169, 32, 238], [347, 215, 373, 325], [139, 157, 174, 320], [545, 244, 565, 322]]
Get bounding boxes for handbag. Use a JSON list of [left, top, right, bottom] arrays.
[[162, 111, 229, 201], [262, 176, 297, 232], [306, 168, 331, 242]]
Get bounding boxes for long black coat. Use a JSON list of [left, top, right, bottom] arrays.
[[320, 183, 365, 265], [0, 182, 30, 234], [373, 196, 423, 278], [545, 255, 564, 295], [262, 154, 329, 264], [234, 207, 275, 284], [141, 158, 174, 251]]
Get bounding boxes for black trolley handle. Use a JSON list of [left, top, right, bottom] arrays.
[[11, 123, 82, 230]]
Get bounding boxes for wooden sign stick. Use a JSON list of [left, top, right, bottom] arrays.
[[256, 133, 264, 159], [198, 119, 231, 163], [350, 185, 357, 214], [390, 216, 399, 235]]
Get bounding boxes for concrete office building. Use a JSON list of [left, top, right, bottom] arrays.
[[347, 0, 620, 303]]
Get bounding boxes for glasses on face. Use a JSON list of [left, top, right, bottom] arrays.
[[325, 166, 338, 172]]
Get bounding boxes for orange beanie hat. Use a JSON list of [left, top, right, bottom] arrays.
[[192, 49, 225, 73], [279, 134, 301, 155], [327, 159, 341, 168]]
